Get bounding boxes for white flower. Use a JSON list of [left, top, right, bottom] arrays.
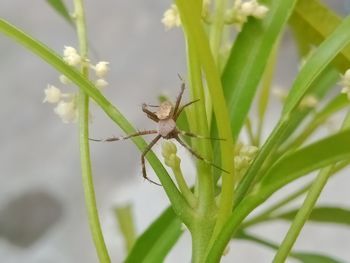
[[240, 145, 258, 158], [226, 0, 269, 31], [272, 87, 288, 101], [54, 100, 78, 123], [43, 85, 62, 103], [59, 75, 72, 85], [95, 79, 108, 89], [162, 4, 181, 30], [241, 0, 258, 16], [340, 69, 350, 100], [340, 69, 350, 87], [299, 95, 318, 109], [252, 4, 269, 19], [63, 46, 77, 57], [63, 46, 81, 66], [94, 61, 110, 78], [234, 143, 258, 172]]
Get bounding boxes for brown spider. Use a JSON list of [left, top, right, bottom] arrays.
[[91, 81, 227, 185]]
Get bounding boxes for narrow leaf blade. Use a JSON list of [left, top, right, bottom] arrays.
[[125, 207, 182, 263], [292, 252, 345, 263], [46, 0, 73, 25], [222, 0, 298, 138], [260, 129, 350, 191], [275, 206, 350, 226], [283, 15, 350, 116]]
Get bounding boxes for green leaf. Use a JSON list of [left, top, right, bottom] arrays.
[[260, 129, 350, 191], [206, 131, 350, 262], [287, 94, 350, 150], [115, 204, 137, 252], [125, 207, 182, 263], [236, 232, 345, 263], [290, 0, 350, 72], [222, 0, 298, 138], [283, 14, 350, 116], [274, 206, 350, 226], [292, 252, 345, 263], [46, 0, 73, 25]]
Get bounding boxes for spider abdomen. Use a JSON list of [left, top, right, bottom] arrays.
[[158, 119, 176, 138]]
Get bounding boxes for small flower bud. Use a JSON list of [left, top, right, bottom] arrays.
[[241, 1, 257, 16], [164, 153, 181, 168], [43, 85, 62, 103], [162, 4, 181, 30], [59, 75, 72, 85], [162, 141, 177, 158], [95, 79, 109, 89], [54, 100, 78, 123], [94, 61, 110, 78], [299, 95, 318, 109], [240, 145, 259, 158], [162, 141, 181, 168], [252, 5, 269, 19], [272, 87, 288, 101], [63, 46, 81, 66]]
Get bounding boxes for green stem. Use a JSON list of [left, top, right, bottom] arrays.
[[74, 0, 110, 262], [186, 36, 215, 214], [272, 110, 350, 263], [272, 166, 334, 263], [171, 162, 197, 208], [242, 185, 309, 228], [210, 0, 227, 63], [184, 8, 216, 262], [256, 42, 279, 146], [242, 159, 350, 228]]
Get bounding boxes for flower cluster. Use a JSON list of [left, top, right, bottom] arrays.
[[340, 69, 350, 100], [161, 0, 212, 30], [161, 4, 181, 31], [234, 142, 258, 182], [226, 0, 269, 31], [43, 46, 110, 123]]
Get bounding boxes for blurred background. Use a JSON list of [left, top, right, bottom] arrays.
[[0, 0, 349, 262]]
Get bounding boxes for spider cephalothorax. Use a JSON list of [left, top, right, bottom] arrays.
[[92, 81, 226, 185]]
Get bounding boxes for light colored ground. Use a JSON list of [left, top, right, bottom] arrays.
[[0, 1, 349, 262]]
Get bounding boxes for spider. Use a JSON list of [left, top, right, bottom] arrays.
[[91, 81, 227, 185]]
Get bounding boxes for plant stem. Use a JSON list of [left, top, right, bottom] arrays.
[[210, 0, 227, 63], [242, 185, 309, 228], [184, 10, 216, 262], [171, 161, 197, 207], [74, 0, 110, 262], [272, 110, 350, 263], [256, 42, 279, 146], [272, 166, 333, 263], [186, 37, 215, 213]]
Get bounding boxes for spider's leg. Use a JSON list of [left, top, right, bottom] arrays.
[[141, 135, 162, 186], [174, 99, 200, 120], [142, 103, 159, 122], [178, 130, 225, 141], [174, 82, 185, 115], [174, 136, 229, 174], [145, 104, 160, 107], [90, 130, 158, 142]]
